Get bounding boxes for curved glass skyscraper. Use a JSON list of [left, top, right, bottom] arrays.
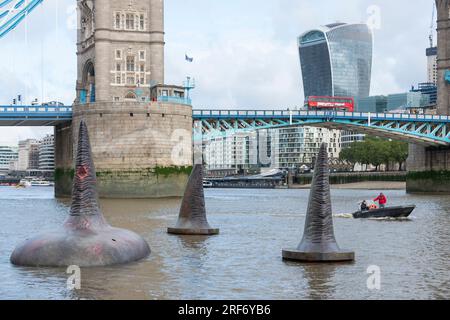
[[298, 23, 373, 99], [298, 23, 373, 150]]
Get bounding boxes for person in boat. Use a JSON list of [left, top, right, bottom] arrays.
[[360, 200, 369, 211], [373, 193, 387, 209]]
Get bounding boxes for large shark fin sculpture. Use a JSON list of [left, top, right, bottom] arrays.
[[282, 143, 354, 262], [168, 164, 219, 235], [10, 121, 151, 267]]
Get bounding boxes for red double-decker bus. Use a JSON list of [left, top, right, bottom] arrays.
[[305, 96, 355, 112]]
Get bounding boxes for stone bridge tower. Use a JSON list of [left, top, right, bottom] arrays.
[[406, 0, 450, 193], [436, 0, 450, 115], [55, 0, 193, 198]]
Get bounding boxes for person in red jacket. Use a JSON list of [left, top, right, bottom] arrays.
[[374, 193, 387, 208]]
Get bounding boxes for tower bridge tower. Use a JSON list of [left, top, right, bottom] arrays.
[[406, 0, 450, 193], [76, 0, 165, 103], [55, 0, 193, 198], [436, 0, 450, 115]]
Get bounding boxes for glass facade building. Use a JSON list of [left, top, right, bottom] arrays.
[[0, 146, 18, 173], [356, 92, 431, 114], [298, 23, 373, 99], [298, 23, 373, 149], [410, 82, 437, 106]]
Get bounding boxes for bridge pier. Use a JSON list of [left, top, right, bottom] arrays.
[[406, 144, 450, 193], [55, 102, 193, 198], [406, 1, 450, 193], [54, 122, 74, 197]]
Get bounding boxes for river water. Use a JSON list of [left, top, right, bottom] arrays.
[[0, 186, 448, 300]]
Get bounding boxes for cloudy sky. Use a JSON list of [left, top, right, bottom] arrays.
[[0, 0, 435, 145]]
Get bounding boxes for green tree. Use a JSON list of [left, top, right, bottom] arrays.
[[339, 137, 409, 171], [389, 141, 409, 171]]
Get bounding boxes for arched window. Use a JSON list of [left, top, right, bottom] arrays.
[[124, 92, 137, 101], [115, 14, 121, 29]]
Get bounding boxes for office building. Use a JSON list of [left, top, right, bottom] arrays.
[[298, 23, 373, 98], [356, 92, 431, 113], [410, 82, 437, 106], [298, 22, 373, 152], [426, 46, 438, 85], [18, 139, 40, 171], [39, 135, 55, 171], [0, 146, 18, 174], [278, 127, 341, 169]]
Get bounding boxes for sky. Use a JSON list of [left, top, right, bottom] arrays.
[[0, 0, 436, 145]]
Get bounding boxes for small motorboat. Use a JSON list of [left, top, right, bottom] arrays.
[[352, 205, 416, 219], [203, 180, 213, 188]]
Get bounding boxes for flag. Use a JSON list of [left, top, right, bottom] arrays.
[[0, 0, 44, 39], [185, 54, 194, 63]]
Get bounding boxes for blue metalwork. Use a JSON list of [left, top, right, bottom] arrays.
[[0, 0, 43, 39], [90, 85, 95, 103], [1, 105, 450, 146], [193, 110, 450, 147], [0, 105, 72, 126], [445, 70, 450, 84], [157, 96, 192, 105], [79, 90, 87, 104]]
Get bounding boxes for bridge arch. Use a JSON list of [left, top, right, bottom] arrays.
[[80, 60, 95, 104]]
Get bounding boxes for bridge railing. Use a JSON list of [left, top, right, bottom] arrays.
[[0, 106, 73, 113], [192, 110, 450, 122], [157, 96, 192, 105]]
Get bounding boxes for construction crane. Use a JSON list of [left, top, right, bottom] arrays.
[[430, 2, 436, 48]]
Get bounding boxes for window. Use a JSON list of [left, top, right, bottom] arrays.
[[116, 63, 121, 71], [125, 92, 137, 100], [126, 14, 134, 30], [139, 50, 145, 61], [126, 56, 135, 71], [115, 13, 121, 29], [140, 14, 145, 30], [116, 76, 121, 84], [116, 50, 122, 59], [140, 64, 145, 72], [114, 97, 120, 102], [127, 76, 135, 85]]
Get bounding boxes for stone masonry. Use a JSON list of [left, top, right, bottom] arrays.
[[436, 0, 450, 115], [56, 101, 193, 198], [54, 0, 194, 198], [406, 1, 450, 193], [76, 0, 165, 103]]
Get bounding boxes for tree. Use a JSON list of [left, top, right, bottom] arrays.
[[339, 137, 409, 171], [389, 141, 409, 171]]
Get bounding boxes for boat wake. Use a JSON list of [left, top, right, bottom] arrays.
[[334, 213, 354, 219], [367, 216, 413, 222]]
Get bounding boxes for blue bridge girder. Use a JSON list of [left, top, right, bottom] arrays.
[[0, 105, 72, 126], [192, 110, 450, 147], [2, 106, 450, 147]]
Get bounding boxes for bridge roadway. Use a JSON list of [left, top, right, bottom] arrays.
[[1, 106, 450, 147]]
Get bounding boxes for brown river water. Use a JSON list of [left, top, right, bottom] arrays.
[[0, 186, 448, 300]]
